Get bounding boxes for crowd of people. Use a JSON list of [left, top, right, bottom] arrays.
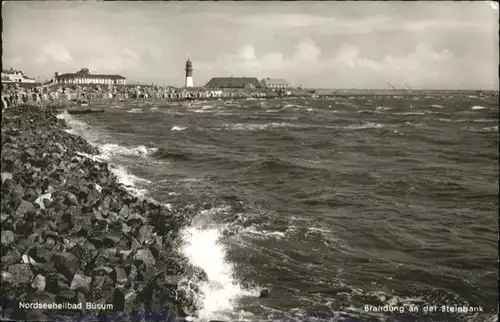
[[1, 83, 310, 110]]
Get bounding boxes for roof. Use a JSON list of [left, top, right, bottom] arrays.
[[57, 73, 126, 80], [205, 77, 262, 89], [57, 69, 126, 79], [261, 78, 289, 86], [2, 69, 22, 75]]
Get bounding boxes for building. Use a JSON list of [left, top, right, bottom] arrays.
[[261, 78, 291, 89], [185, 59, 193, 88], [54, 68, 126, 85], [1, 68, 36, 83], [205, 77, 262, 89]]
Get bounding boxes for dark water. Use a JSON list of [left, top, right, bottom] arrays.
[[60, 94, 499, 322]]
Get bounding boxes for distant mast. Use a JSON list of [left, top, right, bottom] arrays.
[[185, 59, 193, 88]]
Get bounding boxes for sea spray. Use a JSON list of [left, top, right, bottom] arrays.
[[180, 207, 258, 321]]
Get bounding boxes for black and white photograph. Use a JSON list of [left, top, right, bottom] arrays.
[[1, 1, 498, 322]]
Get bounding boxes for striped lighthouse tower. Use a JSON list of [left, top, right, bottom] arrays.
[[185, 59, 193, 88]]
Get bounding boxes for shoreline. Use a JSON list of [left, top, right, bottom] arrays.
[[1, 104, 207, 321]]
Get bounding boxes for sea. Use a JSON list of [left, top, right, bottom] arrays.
[[57, 93, 499, 322]]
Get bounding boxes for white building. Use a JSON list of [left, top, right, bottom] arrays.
[[261, 78, 291, 89], [54, 68, 126, 85], [1, 68, 36, 83]]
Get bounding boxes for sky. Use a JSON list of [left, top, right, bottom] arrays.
[[2, 1, 499, 90]]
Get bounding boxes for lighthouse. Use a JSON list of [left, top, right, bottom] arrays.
[[185, 59, 193, 88]]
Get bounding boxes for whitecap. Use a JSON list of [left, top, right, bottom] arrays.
[[97, 143, 157, 160], [171, 126, 187, 131], [128, 108, 143, 113], [181, 207, 259, 321], [344, 122, 384, 130], [471, 105, 487, 110]]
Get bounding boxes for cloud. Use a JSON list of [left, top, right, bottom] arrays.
[[87, 48, 142, 73], [2, 56, 23, 68], [198, 40, 460, 88], [226, 13, 492, 35], [35, 41, 73, 64]]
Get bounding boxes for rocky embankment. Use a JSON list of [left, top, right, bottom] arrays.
[[1, 105, 207, 321]]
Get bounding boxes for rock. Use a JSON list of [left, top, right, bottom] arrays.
[[1, 230, 15, 245], [6, 264, 34, 286], [114, 267, 128, 285], [91, 275, 114, 299], [31, 274, 46, 291], [133, 248, 156, 268], [1, 250, 22, 267], [65, 192, 78, 206], [70, 274, 92, 293], [103, 232, 122, 245], [52, 252, 79, 280], [16, 200, 34, 216], [56, 290, 76, 303], [94, 266, 113, 275], [136, 225, 154, 245], [259, 288, 270, 298], [119, 205, 130, 218], [112, 288, 126, 311]]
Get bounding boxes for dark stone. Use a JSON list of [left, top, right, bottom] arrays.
[[118, 205, 130, 218], [91, 275, 114, 299], [1, 230, 15, 245], [112, 288, 126, 311], [1, 250, 22, 267], [103, 232, 123, 245], [65, 192, 78, 206], [52, 252, 79, 280], [136, 225, 154, 245], [16, 200, 34, 216], [6, 264, 34, 286], [259, 288, 270, 298], [133, 248, 156, 268], [70, 273, 92, 294], [56, 290, 76, 303], [114, 267, 128, 285]]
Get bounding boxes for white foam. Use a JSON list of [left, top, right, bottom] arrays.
[[128, 108, 143, 113], [171, 126, 188, 131], [393, 112, 425, 115], [98, 143, 157, 160], [430, 104, 444, 108], [376, 106, 392, 111], [181, 207, 258, 321], [471, 105, 487, 110], [344, 122, 383, 130], [109, 164, 150, 197], [225, 122, 302, 131]]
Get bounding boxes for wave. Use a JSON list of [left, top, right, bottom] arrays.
[[223, 122, 303, 131], [376, 106, 392, 111], [171, 126, 188, 131], [180, 206, 259, 321], [392, 112, 425, 116], [60, 111, 258, 321], [464, 126, 498, 133], [153, 147, 192, 161], [430, 104, 444, 108], [128, 108, 143, 113], [98, 143, 158, 160], [343, 122, 384, 130], [471, 105, 487, 110], [58, 113, 151, 197]]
